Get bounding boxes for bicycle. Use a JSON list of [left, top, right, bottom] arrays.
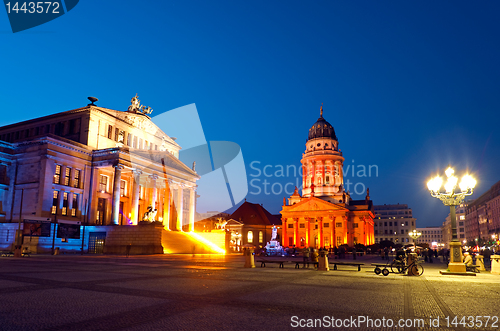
[[390, 258, 424, 276]]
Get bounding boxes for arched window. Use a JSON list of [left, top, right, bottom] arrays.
[[247, 231, 253, 243]]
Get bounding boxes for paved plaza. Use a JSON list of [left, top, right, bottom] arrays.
[[0, 254, 498, 331]]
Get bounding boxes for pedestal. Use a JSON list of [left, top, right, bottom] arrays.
[[318, 250, 329, 271], [491, 255, 500, 275], [448, 241, 466, 273], [475, 254, 486, 271], [244, 248, 255, 268]]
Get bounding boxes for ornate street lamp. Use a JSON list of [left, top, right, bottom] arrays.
[[408, 229, 422, 252], [427, 167, 476, 273]]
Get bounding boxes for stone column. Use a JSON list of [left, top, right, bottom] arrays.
[[306, 218, 310, 247], [163, 180, 171, 229], [67, 192, 74, 214], [111, 164, 124, 225], [294, 218, 299, 247], [282, 219, 288, 247], [176, 184, 184, 231], [131, 169, 142, 225], [330, 216, 335, 248], [188, 187, 196, 232], [319, 217, 324, 248], [150, 174, 158, 215]]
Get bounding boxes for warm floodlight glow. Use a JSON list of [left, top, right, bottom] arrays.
[[444, 175, 458, 193], [187, 232, 226, 254], [445, 167, 454, 178]]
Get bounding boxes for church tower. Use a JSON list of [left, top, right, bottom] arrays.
[[281, 105, 374, 249], [301, 105, 345, 203]]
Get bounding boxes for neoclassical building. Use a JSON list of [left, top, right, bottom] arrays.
[[0, 96, 199, 235], [280, 106, 375, 248]]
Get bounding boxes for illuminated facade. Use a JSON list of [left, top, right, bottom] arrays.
[[280, 106, 375, 248], [0, 96, 199, 253]]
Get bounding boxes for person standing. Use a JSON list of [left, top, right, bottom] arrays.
[[303, 247, 310, 268]]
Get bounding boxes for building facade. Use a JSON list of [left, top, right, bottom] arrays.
[[0, 96, 199, 252], [416, 227, 443, 249], [465, 180, 500, 243], [373, 204, 416, 245], [280, 106, 375, 249], [225, 200, 281, 253]]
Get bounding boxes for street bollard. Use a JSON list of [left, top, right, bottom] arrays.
[[475, 255, 486, 271], [244, 248, 255, 268], [491, 255, 500, 275], [318, 249, 329, 271], [407, 252, 419, 276]]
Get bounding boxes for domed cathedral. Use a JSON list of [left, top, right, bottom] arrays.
[[280, 105, 375, 249]]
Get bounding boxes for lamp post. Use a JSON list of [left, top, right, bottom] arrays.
[[427, 167, 476, 273], [408, 229, 422, 252]]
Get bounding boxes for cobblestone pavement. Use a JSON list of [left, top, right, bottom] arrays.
[[0, 254, 498, 331]]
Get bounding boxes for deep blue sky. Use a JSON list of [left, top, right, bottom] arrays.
[[1, 1, 500, 227]]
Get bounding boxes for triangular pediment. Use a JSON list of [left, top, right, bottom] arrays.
[[284, 196, 349, 213], [96, 107, 179, 148]]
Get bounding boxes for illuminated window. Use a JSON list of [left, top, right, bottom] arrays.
[[247, 231, 253, 243], [62, 192, 68, 215], [139, 186, 144, 199], [54, 165, 61, 184], [460, 215, 465, 220], [64, 167, 71, 186], [51, 190, 59, 214], [74, 170, 80, 188], [336, 236, 342, 246], [259, 231, 263, 243], [72, 193, 78, 217], [118, 130, 125, 144], [99, 175, 108, 192], [120, 180, 126, 197]]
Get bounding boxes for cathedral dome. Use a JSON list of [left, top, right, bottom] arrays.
[[307, 106, 337, 141]]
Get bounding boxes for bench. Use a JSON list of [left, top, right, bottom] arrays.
[[257, 260, 287, 268], [331, 261, 365, 271], [295, 261, 319, 269]]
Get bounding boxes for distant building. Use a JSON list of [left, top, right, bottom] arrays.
[[465, 180, 500, 243], [416, 227, 443, 249], [373, 204, 416, 245], [281, 106, 374, 249], [226, 201, 281, 252]]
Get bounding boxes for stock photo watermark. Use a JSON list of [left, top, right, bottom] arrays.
[[248, 160, 378, 196]]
